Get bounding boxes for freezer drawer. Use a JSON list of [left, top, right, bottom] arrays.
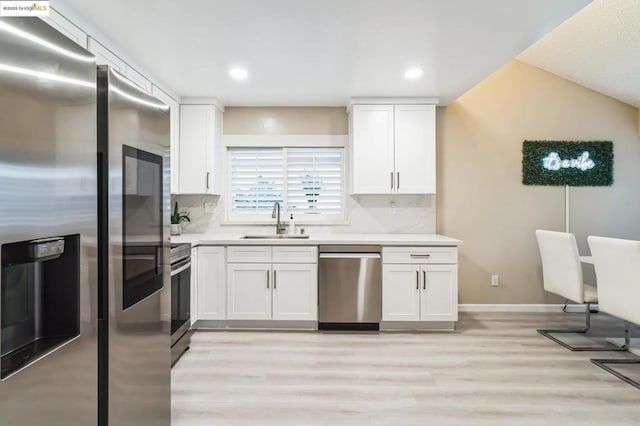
[[318, 248, 382, 325]]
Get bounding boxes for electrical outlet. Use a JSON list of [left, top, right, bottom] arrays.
[[389, 201, 397, 215], [204, 202, 216, 214], [491, 275, 499, 287]]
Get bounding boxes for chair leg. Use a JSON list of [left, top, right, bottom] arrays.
[[537, 304, 627, 351], [591, 323, 640, 390]]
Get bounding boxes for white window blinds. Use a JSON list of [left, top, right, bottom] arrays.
[[230, 148, 284, 214], [229, 147, 344, 220], [286, 148, 343, 215]]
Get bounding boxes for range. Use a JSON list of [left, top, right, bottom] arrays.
[[171, 242, 192, 365]]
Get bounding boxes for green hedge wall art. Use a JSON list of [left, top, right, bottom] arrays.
[[522, 140, 613, 186]]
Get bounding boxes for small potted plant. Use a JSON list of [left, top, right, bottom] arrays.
[[171, 201, 190, 235]]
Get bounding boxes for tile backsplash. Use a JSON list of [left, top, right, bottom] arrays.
[[173, 194, 436, 235]]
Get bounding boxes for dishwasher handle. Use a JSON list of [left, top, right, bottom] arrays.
[[319, 253, 381, 259]]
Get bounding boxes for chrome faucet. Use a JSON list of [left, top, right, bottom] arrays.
[[272, 201, 287, 234]]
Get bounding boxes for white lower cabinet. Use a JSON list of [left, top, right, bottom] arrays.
[[420, 265, 458, 321], [226, 262, 317, 322], [272, 264, 318, 321], [226, 263, 272, 320], [382, 253, 457, 323], [382, 264, 421, 321], [197, 246, 226, 320], [190, 247, 198, 325], [224, 246, 318, 323]]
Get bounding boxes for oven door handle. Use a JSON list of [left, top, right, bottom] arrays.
[[171, 259, 191, 276]]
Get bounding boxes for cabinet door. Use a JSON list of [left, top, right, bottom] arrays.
[[226, 263, 271, 320], [272, 264, 317, 321], [209, 106, 224, 194], [351, 105, 395, 194], [197, 247, 226, 320], [152, 86, 180, 194], [420, 265, 457, 321], [124, 66, 152, 93], [190, 248, 198, 325], [41, 9, 87, 48], [179, 105, 215, 194], [88, 37, 126, 74], [382, 264, 420, 321], [394, 105, 436, 194]]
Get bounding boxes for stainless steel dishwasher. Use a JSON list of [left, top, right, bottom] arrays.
[[318, 245, 382, 330]]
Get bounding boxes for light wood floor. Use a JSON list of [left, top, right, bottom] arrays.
[[171, 312, 640, 425]]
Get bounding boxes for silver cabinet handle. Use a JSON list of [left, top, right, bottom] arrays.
[[266, 269, 269, 289], [423, 271, 426, 290], [273, 270, 277, 289], [390, 172, 394, 190], [397, 172, 400, 190], [416, 270, 419, 290], [410, 254, 431, 258], [206, 172, 210, 189]]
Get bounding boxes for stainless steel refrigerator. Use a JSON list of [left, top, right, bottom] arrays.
[[0, 17, 99, 425], [97, 65, 171, 426], [0, 17, 171, 426]]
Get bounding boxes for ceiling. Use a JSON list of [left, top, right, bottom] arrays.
[[518, 0, 640, 108], [59, 0, 591, 106]]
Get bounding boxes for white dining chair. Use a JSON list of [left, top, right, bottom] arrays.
[[535, 230, 622, 351], [588, 236, 640, 390]]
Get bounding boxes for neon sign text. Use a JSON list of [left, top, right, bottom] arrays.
[[542, 151, 595, 172]]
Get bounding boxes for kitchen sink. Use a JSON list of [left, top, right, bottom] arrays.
[[241, 234, 310, 239]]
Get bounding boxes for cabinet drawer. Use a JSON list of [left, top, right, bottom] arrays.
[[227, 246, 272, 263], [272, 246, 318, 264], [383, 247, 457, 264]]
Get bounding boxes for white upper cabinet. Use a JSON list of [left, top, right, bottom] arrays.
[[179, 103, 223, 195], [350, 105, 395, 194], [88, 37, 126, 73], [40, 9, 87, 48], [350, 100, 437, 195], [88, 37, 151, 93], [151, 86, 180, 194], [394, 105, 436, 194], [124, 65, 152, 93]]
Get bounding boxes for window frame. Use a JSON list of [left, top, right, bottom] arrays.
[[225, 146, 347, 225]]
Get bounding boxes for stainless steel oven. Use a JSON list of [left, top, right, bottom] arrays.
[[171, 243, 191, 365]]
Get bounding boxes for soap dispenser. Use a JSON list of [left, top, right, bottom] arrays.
[[288, 214, 295, 235]]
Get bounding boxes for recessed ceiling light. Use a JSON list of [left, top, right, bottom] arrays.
[[404, 67, 423, 80], [229, 67, 248, 80]]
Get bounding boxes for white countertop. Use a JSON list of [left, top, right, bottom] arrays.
[[171, 233, 462, 247]]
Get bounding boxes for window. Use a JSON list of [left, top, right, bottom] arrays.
[[229, 147, 344, 222]]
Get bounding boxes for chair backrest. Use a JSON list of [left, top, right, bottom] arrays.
[[588, 236, 640, 325], [535, 230, 585, 303]]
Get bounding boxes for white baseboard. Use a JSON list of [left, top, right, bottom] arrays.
[[459, 304, 598, 313]]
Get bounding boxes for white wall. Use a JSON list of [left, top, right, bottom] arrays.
[[437, 60, 640, 304]]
